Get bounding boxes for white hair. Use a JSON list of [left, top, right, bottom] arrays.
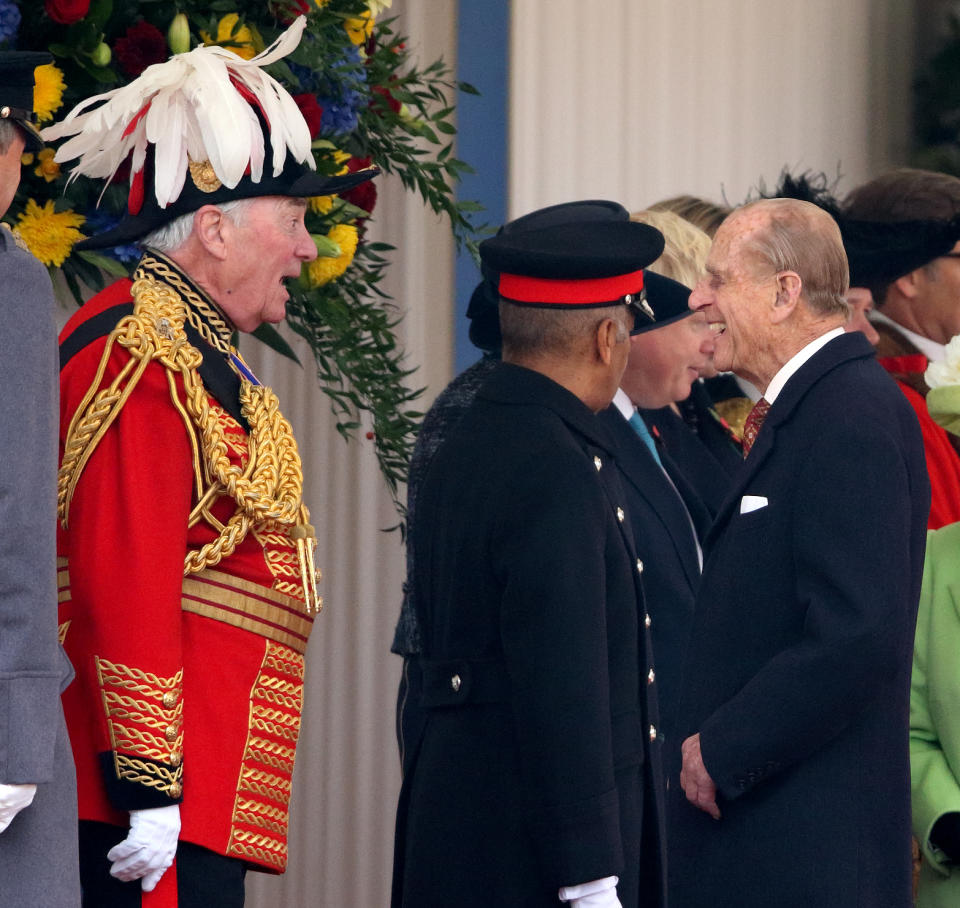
[[141, 197, 257, 253], [0, 119, 19, 154]]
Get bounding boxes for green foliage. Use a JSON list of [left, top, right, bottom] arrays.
[[914, 14, 960, 177]]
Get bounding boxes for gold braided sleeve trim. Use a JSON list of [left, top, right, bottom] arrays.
[[226, 841, 288, 872], [226, 641, 304, 871], [96, 656, 184, 798], [231, 809, 287, 837], [114, 755, 183, 796]]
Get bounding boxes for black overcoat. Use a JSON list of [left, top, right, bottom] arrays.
[[597, 405, 704, 747], [669, 333, 930, 907], [392, 363, 665, 907]]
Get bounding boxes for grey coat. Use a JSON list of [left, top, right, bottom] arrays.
[[0, 228, 80, 907]]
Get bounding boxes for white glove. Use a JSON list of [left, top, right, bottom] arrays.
[[559, 876, 622, 907], [107, 804, 181, 892], [0, 783, 37, 833]]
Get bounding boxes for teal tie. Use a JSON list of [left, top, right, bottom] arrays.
[[628, 411, 662, 466]]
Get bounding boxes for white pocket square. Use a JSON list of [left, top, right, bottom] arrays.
[[739, 495, 768, 514]]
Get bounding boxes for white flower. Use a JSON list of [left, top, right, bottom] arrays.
[[925, 333, 960, 389], [367, 0, 393, 15]]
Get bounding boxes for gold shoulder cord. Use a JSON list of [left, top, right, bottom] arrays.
[[58, 263, 322, 613]]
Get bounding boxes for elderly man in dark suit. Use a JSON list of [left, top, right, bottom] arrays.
[[0, 52, 80, 907], [392, 220, 667, 908], [670, 198, 930, 907]]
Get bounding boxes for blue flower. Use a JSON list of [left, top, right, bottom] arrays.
[[287, 61, 321, 94], [0, 0, 21, 44], [313, 46, 368, 137], [319, 88, 362, 136], [83, 209, 141, 264]]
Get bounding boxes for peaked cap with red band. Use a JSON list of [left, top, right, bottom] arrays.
[[479, 220, 664, 314], [467, 200, 631, 352], [42, 17, 377, 250]]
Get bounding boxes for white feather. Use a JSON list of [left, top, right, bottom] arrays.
[[41, 17, 314, 207]]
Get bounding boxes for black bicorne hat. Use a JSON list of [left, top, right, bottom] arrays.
[[0, 51, 52, 152], [74, 145, 377, 250], [41, 18, 377, 250], [840, 215, 960, 289]]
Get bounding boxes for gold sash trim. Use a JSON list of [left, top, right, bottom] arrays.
[[181, 569, 313, 654]]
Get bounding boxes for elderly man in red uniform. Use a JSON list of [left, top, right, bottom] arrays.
[[44, 20, 374, 908]]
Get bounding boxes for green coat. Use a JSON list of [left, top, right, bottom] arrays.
[[912, 521, 960, 908]]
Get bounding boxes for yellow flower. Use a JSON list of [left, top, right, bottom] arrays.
[[201, 14, 259, 60], [16, 199, 85, 267], [367, 0, 392, 15], [33, 63, 66, 124], [344, 10, 374, 45], [33, 148, 61, 183], [306, 224, 358, 287], [310, 195, 334, 215]]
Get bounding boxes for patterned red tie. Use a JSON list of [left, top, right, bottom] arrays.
[[741, 397, 771, 457]]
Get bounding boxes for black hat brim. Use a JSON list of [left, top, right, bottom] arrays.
[[18, 119, 44, 153], [77, 164, 379, 250]]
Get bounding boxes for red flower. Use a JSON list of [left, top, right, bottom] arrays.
[[293, 93, 324, 139], [371, 83, 401, 115], [114, 21, 168, 78], [44, 0, 90, 24], [269, 0, 310, 24], [341, 156, 378, 220]]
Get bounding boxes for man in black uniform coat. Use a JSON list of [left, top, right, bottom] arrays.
[[392, 220, 667, 908], [597, 272, 714, 750], [671, 199, 930, 907], [392, 201, 631, 777]]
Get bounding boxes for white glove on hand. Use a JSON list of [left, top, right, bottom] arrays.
[[0, 783, 37, 833], [568, 891, 622, 908], [559, 876, 622, 908], [107, 804, 181, 892]]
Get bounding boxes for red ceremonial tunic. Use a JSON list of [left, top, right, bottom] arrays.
[[57, 256, 316, 878], [876, 351, 960, 530]]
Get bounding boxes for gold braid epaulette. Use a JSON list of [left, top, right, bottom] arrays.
[[58, 264, 319, 607]]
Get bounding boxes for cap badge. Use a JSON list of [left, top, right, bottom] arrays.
[[188, 159, 222, 194]]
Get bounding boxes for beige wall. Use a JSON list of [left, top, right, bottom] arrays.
[[509, 0, 915, 215]]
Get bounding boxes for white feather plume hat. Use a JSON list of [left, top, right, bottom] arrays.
[[42, 16, 377, 250]]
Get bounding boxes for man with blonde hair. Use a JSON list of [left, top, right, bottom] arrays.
[[671, 199, 929, 907]]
